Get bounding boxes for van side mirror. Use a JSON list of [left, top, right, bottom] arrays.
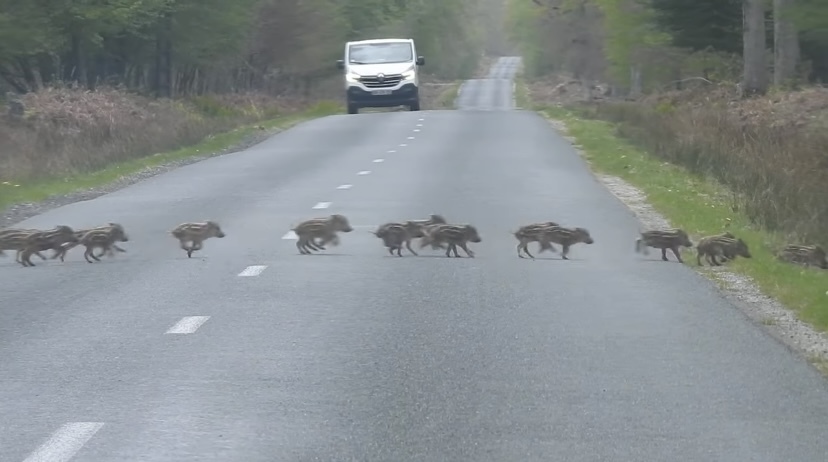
[[336, 60, 345, 70], [416, 56, 425, 66]]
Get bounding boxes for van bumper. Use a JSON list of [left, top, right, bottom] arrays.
[[347, 83, 419, 107]]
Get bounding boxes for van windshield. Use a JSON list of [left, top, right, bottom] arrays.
[[348, 42, 413, 65]]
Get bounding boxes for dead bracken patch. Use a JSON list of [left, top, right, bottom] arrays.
[[0, 85, 300, 181]]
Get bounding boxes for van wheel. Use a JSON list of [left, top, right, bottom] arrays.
[[347, 104, 359, 114], [409, 101, 421, 111]]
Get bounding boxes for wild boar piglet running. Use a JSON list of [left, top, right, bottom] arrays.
[[513, 221, 561, 258], [171, 221, 226, 258], [397, 214, 448, 250], [19, 225, 78, 267], [695, 233, 750, 266], [77, 224, 130, 263], [532, 226, 594, 260], [0, 228, 50, 263], [291, 214, 353, 255], [373, 222, 417, 257], [419, 223, 482, 258], [53, 223, 128, 262], [634, 228, 693, 263], [776, 244, 828, 269]]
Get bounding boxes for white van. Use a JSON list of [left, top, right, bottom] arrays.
[[336, 38, 425, 114]]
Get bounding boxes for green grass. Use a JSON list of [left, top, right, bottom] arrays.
[[537, 105, 828, 333], [514, 71, 531, 109], [0, 101, 343, 213], [433, 82, 462, 109]]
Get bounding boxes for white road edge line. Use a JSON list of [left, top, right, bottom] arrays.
[[373, 158, 384, 163], [238, 265, 267, 277], [23, 422, 104, 462], [165, 316, 210, 334], [312, 201, 331, 209], [337, 184, 352, 189], [357, 170, 371, 175]]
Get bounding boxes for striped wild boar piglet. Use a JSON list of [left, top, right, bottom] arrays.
[[53, 223, 128, 262], [634, 228, 693, 263], [171, 221, 226, 258], [695, 233, 750, 266], [776, 244, 828, 269], [0, 228, 50, 263], [419, 223, 482, 258], [291, 214, 353, 255], [533, 225, 594, 260], [76, 223, 130, 263], [513, 221, 561, 258], [404, 214, 448, 250], [19, 225, 79, 267], [373, 222, 417, 257]]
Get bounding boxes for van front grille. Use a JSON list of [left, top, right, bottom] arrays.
[[359, 74, 403, 88]]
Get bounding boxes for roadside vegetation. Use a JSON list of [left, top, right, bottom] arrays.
[[506, 0, 828, 332], [0, 0, 504, 212]]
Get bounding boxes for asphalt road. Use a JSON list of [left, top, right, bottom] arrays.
[[2, 56, 828, 461]]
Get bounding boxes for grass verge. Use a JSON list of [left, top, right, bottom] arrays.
[[433, 82, 462, 109], [0, 101, 342, 213], [536, 105, 828, 333]]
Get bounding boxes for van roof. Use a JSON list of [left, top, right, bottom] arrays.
[[347, 38, 413, 46]]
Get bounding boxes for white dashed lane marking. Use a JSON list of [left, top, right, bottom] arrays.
[[312, 201, 331, 209], [238, 265, 267, 277], [413, 129, 420, 132], [23, 422, 104, 462], [387, 150, 396, 153], [399, 144, 407, 147], [165, 316, 210, 334], [282, 231, 297, 239], [373, 158, 384, 163], [337, 184, 352, 189], [407, 136, 415, 140], [357, 170, 371, 175], [418, 118, 424, 121], [416, 123, 423, 127]]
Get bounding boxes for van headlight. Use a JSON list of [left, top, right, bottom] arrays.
[[346, 72, 361, 83], [402, 69, 416, 80]]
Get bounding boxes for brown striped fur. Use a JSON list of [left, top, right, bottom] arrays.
[[526, 225, 594, 260], [776, 244, 828, 269], [373, 223, 417, 257], [19, 225, 79, 267], [512, 221, 561, 258], [53, 223, 127, 262], [695, 233, 750, 266], [634, 228, 693, 263], [0, 228, 49, 263], [171, 221, 225, 258], [419, 223, 482, 258], [291, 214, 353, 255], [76, 224, 130, 263]]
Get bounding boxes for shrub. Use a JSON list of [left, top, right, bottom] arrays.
[[0, 85, 297, 181], [565, 86, 828, 246]]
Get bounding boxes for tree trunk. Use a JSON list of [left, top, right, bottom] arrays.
[[773, 0, 800, 86], [742, 0, 769, 96]]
